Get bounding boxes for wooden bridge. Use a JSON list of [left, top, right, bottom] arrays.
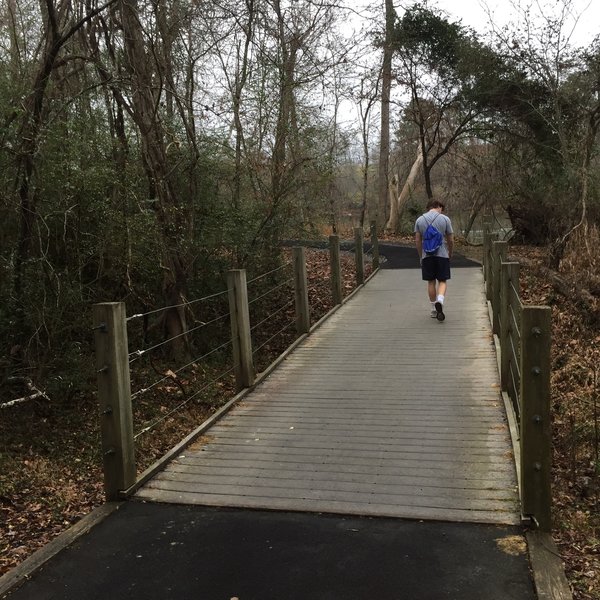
[[135, 266, 520, 525], [2, 238, 562, 600], [92, 233, 552, 532]]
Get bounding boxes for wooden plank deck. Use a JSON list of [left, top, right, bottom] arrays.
[[136, 268, 520, 525]]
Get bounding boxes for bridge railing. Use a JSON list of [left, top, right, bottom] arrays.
[[483, 223, 552, 532], [92, 226, 380, 502]]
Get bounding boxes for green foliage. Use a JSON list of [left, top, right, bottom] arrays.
[[394, 3, 466, 77], [391, 3, 600, 247]]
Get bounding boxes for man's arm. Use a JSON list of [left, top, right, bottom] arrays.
[[415, 231, 422, 258], [446, 233, 454, 259]]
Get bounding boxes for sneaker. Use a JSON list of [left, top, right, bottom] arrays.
[[430, 309, 437, 318], [435, 301, 445, 321]]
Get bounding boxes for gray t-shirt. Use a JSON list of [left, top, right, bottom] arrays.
[[414, 210, 454, 259]]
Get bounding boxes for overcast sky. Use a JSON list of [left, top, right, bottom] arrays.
[[339, 1, 599, 137], [425, 0, 599, 47]]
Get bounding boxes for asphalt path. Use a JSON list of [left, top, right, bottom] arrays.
[[5, 502, 535, 600], [282, 240, 481, 270], [377, 241, 480, 269]]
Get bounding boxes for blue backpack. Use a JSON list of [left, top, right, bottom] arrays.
[[422, 214, 443, 256]]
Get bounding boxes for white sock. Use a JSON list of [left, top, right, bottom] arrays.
[[437, 294, 445, 304]]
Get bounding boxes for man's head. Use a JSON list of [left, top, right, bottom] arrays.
[[426, 199, 445, 212]]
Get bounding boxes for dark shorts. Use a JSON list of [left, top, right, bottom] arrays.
[[421, 256, 451, 281]]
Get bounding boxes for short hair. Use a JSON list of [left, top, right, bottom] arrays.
[[426, 199, 445, 211]]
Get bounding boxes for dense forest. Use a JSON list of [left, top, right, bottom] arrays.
[[1, 1, 599, 597]]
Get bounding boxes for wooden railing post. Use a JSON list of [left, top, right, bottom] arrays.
[[329, 234, 343, 305], [520, 306, 552, 531], [354, 227, 365, 285], [370, 220, 380, 269], [482, 215, 492, 235], [491, 240, 507, 334], [482, 216, 491, 289], [293, 246, 310, 334], [93, 302, 136, 501], [227, 269, 255, 390], [500, 261, 520, 393], [484, 228, 498, 302]]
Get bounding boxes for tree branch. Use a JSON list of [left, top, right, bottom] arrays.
[[2, 378, 50, 409]]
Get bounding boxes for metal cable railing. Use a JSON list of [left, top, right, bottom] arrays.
[[131, 338, 233, 400], [251, 298, 295, 334], [129, 262, 298, 440], [122, 286, 235, 446], [134, 367, 236, 440], [248, 278, 294, 306], [93, 234, 382, 500], [253, 320, 296, 356], [126, 289, 229, 323], [128, 312, 231, 364], [248, 265, 296, 369], [247, 263, 291, 285]]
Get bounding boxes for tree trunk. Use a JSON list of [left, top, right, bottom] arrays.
[[13, 3, 62, 298], [232, 0, 255, 209], [155, 0, 175, 120], [421, 138, 434, 199], [119, 0, 189, 356], [558, 105, 600, 261], [360, 141, 370, 231], [377, 0, 394, 229], [385, 175, 399, 232], [358, 73, 380, 230], [385, 146, 423, 232], [88, 14, 132, 287], [7, 0, 21, 75], [463, 197, 485, 241], [243, 0, 299, 262], [271, 0, 291, 204]]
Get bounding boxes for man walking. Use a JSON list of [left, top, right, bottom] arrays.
[[414, 199, 454, 321]]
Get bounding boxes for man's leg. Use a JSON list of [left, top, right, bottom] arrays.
[[427, 280, 437, 317], [422, 259, 438, 318], [435, 279, 446, 321], [428, 280, 437, 302], [436, 258, 451, 304]]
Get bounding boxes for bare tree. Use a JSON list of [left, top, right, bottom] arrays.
[[385, 144, 423, 232], [118, 0, 192, 351], [12, 0, 116, 299], [376, 0, 394, 229], [356, 69, 381, 229]]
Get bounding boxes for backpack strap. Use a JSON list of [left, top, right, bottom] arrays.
[[423, 212, 440, 229]]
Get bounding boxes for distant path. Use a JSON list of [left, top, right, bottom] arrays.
[[377, 241, 481, 269], [282, 239, 481, 269]]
